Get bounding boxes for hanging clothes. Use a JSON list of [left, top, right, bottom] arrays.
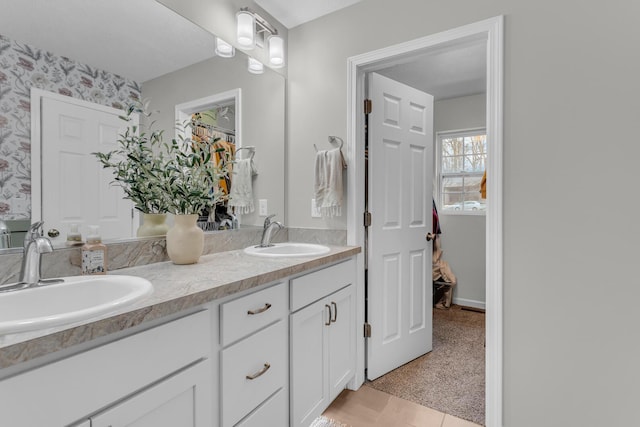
[[432, 235, 457, 309], [212, 140, 235, 195], [480, 170, 487, 199], [433, 199, 442, 235]]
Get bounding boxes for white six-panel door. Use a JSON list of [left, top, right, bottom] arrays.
[[40, 96, 135, 243], [367, 72, 434, 380]]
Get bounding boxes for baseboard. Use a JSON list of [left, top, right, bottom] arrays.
[[452, 297, 485, 311]]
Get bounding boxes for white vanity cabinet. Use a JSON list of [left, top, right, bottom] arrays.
[[0, 310, 212, 427], [219, 281, 289, 427], [290, 259, 357, 427], [90, 360, 210, 427]]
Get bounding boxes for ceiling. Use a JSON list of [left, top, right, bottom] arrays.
[[255, 0, 362, 29], [376, 39, 487, 100], [0, 0, 215, 82]]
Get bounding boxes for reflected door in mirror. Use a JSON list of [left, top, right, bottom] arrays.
[[41, 96, 135, 244]]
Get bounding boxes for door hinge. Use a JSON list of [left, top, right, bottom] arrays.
[[364, 99, 372, 115], [364, 322, 372, 338], [363, 211, 372, 227]]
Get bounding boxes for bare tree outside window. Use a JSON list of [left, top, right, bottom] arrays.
[[439, 131, 486, 213]]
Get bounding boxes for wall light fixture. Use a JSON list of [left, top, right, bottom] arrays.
[[268, 35, 285, 68], [215, 37, 235, 58], [247, 57, 264, 74], [236, 7, 285, 68], [236, 10, 255, 49]]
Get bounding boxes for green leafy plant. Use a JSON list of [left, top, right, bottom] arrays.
[[93, 100, 231, 216], [159, 126, 230, 215], [93, 100, 168, 214]]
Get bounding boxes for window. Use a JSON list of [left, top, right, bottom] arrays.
[[437, 129, 487, 214]]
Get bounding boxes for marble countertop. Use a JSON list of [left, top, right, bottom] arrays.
[[0, 245, 360, 369]]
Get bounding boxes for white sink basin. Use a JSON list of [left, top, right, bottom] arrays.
[[244, 242, 330, 258], [0, 275, 153, 334]]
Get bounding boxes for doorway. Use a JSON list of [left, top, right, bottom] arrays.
[[175, 89, 242, 230], [346, 16, 504, 427]]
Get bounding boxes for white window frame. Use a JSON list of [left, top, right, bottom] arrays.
[[435, 127, 487, 216]]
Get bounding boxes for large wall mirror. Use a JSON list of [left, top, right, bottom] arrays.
[[0, 1, 285, 251]]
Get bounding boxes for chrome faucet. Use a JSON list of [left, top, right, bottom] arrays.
[[259, 214, 283, 247], [0, 219, 10, 249], [18, 221, 53, 285]]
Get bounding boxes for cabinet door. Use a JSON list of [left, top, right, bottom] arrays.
[[91, 360, 211, 427], [290, 298, 330, 427], [327, 285, 356, 402]]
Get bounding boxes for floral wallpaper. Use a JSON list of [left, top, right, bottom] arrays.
[[0, 33, 142, 220]]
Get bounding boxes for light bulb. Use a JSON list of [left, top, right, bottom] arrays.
[[215, 37, 235, 58], [268, 35, 285, 67], [247, 57, 264, 74], [236, 11, 255, 49]]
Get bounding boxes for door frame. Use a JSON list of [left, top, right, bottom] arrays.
[[346, 16, 504, 427], [174, 88, 241, 145]]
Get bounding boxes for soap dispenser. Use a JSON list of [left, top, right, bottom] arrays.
[[81, 225, 107, 275], [66, 223, 83, 246]]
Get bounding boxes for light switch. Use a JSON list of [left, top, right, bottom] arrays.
[[311, 199, 321, 218], [259, 199, 268, 216]]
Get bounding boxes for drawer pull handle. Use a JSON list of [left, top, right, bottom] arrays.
[[247, 303, 272, 315], [325, 304, 332, 326], [331, 301, 338, 323], [246, 363, 271, 380]]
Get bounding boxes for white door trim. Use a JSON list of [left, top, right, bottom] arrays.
[[346, 16, 504, 427], [174, 88, 241, 146]]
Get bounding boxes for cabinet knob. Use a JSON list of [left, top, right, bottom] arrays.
[[331, 302, 338, 323]]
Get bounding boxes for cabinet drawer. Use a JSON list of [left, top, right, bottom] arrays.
[[221, 319, 287, 427], [235, 387, 288, 427], [220, 281, 287, 346], [291, 258, 355, 312]]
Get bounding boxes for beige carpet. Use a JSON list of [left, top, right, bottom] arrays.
[[366, 305, 485, 425]]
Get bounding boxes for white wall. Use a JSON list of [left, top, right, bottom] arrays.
[[287, 1, 640, 426], [435, 94, 486, 307]]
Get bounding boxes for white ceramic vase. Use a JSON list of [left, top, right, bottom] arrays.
[[136, 213, 170, 237], [166, 214, 204, 264]]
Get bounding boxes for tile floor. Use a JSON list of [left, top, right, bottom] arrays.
[[322, 385, 482, 427]]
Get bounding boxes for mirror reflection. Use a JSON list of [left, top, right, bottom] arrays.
[[0, 1, 285, 251]]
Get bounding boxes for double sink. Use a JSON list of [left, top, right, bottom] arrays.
[[0, 243, 329, 335]]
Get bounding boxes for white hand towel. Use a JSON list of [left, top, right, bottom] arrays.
[[228, 158, 256, 214], [314, 148, 343, 217]]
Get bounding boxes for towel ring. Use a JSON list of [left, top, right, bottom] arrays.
[[314, 136, 344, 152], [313, 136, 347, 169], [328, 136, 343, 149], [235, 146, 255, 160]]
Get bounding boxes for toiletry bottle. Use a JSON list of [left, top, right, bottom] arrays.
[[66, 223, 83, 246], [82, 225, 107, 275]]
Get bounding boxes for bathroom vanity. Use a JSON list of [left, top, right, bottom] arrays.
[[0, 245, 359, 427]]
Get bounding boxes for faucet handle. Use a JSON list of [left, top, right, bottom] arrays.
[[24, 221, 45, 247], [263, 214, 277, 227]]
